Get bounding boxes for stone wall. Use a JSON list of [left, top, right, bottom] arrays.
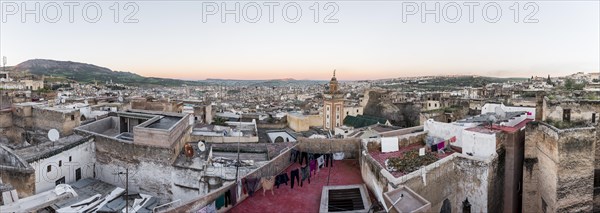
[[31, 107, 80, 135], [0, 144, 35, 198], [522, 122, 596, 213], [543, 99, 600, 124]]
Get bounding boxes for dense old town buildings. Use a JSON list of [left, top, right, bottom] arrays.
[[1, 71, 600, 212]]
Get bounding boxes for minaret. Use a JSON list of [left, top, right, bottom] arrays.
[[323, 70, 344, 130]]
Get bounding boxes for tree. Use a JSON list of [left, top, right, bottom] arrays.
[[212, 117, 227, 126], [564, 78, 575, 90]]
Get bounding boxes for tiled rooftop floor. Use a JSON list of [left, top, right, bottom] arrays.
[[230, 160, 366, 213], [369, 143, 454, 178]]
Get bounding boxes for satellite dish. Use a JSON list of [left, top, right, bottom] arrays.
[[84, 99, 88, 105], [494, 106, 506, 119], [198, 141, 206, 152], [48, 129, 60, 142], [118, 97, 124, 102], [61, 98, 66, 104]]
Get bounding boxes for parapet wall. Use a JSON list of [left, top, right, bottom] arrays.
[[296, 137, 361, 158], [164, 145, 295, 212], [361, 137, 501, 213]]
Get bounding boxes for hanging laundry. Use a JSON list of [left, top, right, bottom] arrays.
[[275, 173, 290, 188], [290, 149, 299, 163], [236, 180, 242, 200], [300, 165, 311, 186], [324, 153, 334, 167], [215, 194, 225, 210], [261, 176, 276, 196], [290, 169, 300, 189], [224, 190, 231, 207], [333, 152, 344, 160], [244, 177, 260, 197], [317, 156, 325, 168], [299, 152, 309, 165], [437, 141, 445, 150], [228, 184, 237, 205], [449, 136, 457, 143], [309, 160, 317, 175]]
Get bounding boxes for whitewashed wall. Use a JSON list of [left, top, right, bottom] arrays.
[[31, 140, 96, 194]]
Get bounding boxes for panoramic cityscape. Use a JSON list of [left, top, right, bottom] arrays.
[[1, 1, 599, 213]]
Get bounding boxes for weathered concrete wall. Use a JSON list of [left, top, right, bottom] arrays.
[[0, 110, 12, 128], [0, 168, 35, 198], [133, 114, 190, 149], [296, 138, 360, 159], [287, 114, 309, 132], [556, 128, 595, 212], [502, 129, 524, 213], [32, 108, 80, 135], [389, 154, 496, 213], [543, 99, 600, 124], [523, 122, 596, 213], [364, 131, 426, 152], [94, 134, 178, 202], [0, 144, 35, 198]]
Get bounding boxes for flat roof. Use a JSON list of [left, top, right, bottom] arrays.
[[14, 134, 89, 162], [146, 116, 181, 129]]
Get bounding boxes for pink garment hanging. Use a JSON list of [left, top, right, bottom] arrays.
[[309, 160, 317, 174], [437, 141, 445, 150]]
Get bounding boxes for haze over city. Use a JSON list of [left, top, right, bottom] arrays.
[[1, 1, 599, 80]]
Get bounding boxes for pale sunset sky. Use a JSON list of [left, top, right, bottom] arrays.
[[1, 1, 599, 80]]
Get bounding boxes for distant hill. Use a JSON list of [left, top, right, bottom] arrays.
[[13, 59, 204, 87]]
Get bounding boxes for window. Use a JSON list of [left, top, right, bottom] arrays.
[[594, 169, 600, 188], [563, 109, 571, 122], [69, 156, 72, 162], [47, 165, 52, 172], [327, 106, 330, 112], [59, 160, 62, 167], [55, 177, 66, 186], [428, 103, 431, 107], [75, 168, 82, 181], [71, 115, 75, 120], [356, 110, 359, 113], [593, 113, 597, 123]]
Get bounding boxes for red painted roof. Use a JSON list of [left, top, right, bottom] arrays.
[[229, 160, 368, 213]]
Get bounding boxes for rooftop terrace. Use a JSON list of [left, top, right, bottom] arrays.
[[369, 143, 454, 178], [230, 160, 371, 213]]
